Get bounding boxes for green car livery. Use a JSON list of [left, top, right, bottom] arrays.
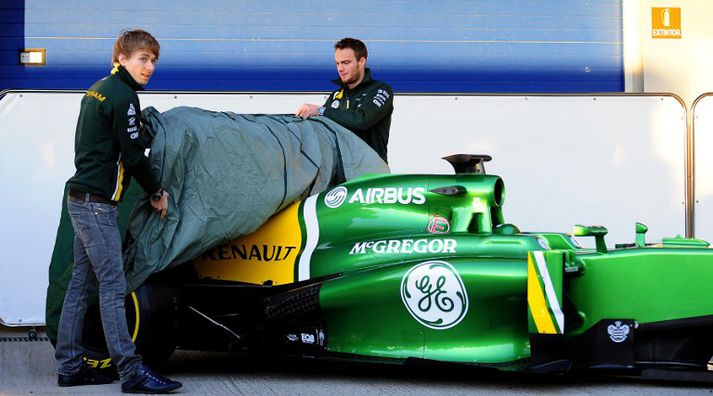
[[75, 155, 713, 383]]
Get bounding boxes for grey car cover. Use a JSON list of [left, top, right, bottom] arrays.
[[122, 106, 390, 289]]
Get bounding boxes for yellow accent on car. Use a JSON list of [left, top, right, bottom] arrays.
[[527, 253, 556, 334], [82, 293, 137, 370], [193, 201, 303, 285], [84, 357, 112, 369], [130, 291, 140, 342]]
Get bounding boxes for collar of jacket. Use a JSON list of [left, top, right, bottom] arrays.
[[331, 67, 373, 91], [111, 64, 144, 91]]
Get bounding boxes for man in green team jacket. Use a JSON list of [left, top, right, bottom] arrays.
[[54, 29, 181, 394], [296, 38, 394, 163]]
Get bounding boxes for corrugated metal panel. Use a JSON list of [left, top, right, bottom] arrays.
[[3, 0, 623, 92], [0, 1, 26, 90]]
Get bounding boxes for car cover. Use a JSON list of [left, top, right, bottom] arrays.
[[123, 106, 389, 289], [46, 106, 389, 341]]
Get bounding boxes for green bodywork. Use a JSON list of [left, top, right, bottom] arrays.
[[306, 174, 536, 364], [282, 172, 713, 366], [186, 166, 713, 372], [568, 248, 713, 336], [320, 257, 530, 365]]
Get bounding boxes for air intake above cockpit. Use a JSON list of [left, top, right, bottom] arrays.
[[442, 154, 492, 174]]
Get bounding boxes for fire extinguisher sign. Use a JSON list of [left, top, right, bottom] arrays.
[[652, 7, 681, 39]]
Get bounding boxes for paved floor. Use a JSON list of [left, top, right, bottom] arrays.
[[1, 326, 712, 395]]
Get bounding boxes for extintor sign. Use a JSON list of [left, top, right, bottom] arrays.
[[651, 7, 681, 39]]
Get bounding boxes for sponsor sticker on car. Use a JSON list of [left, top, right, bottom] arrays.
[[323, 186, 426, 208], [350, 239, 457, 255], [607, 321, 630, 343], [400, 260, 469, 330], [427, 216, 450, 234]]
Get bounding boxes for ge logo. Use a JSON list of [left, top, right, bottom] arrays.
[[324, 186, 348, 208], [400, 261, 469, 330]]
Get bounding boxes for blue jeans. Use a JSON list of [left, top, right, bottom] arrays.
[[55, 195, 141, 381]]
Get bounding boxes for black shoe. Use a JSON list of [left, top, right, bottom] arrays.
[[58, 363, 114, 387], [121, 365, 182, 394]]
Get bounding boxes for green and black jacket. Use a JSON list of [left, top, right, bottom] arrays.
[[321, 68, 393, 163], [66, 65, 160, 202]]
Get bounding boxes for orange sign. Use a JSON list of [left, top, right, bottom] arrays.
[[652, 7, 681, 39]]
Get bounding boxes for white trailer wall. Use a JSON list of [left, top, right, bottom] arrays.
[[0, 91, 688, 326], [693, 93, 713, 242], [389, 94, 687, 244]]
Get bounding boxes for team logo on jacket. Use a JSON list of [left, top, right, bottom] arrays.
[[324, 186, 348, 208], [401, 260, 469, 330], [127, 103, 136, 116], [373, 89, 389, 108], [127, 125, 139, 140], [331, 100, 340, 109], [607, 321, 630, 343]]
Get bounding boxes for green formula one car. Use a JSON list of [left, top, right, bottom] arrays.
[[81, 155, 713, 383]]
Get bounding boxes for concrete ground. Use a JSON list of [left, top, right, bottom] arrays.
[[1, 325, 712, 395]]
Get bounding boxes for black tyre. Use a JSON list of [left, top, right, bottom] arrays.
[[81, 283, 178, 374]]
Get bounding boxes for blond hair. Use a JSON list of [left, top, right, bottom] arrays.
[[112, 29, 160, 64]]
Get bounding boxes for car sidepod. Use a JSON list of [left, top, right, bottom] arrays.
[[317, 256, 531, 368]]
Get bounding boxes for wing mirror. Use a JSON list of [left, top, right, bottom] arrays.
[[573, 224, 608, 253], [635, 222, 648, 247]]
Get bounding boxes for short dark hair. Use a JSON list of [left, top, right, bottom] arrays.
[[334, 38, 368, 61], [112, 29, 160, 64]]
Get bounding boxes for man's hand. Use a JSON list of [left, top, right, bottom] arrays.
[[150, 190, 169, 220], [295, 103, 321, 119]]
